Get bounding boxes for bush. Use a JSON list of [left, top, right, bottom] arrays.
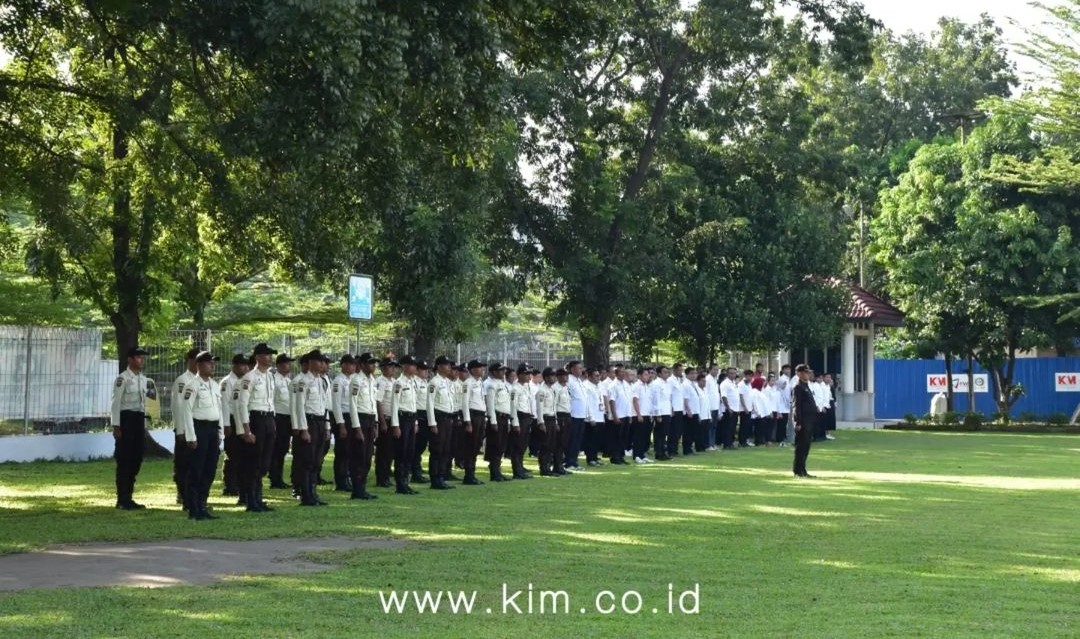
[[1018, 411, 1039, 423], [941, 411, 960, 426], [1046, 413, 1070, 426], [904, 413, 918, 425], [993, 411, 1011, 424], [920, 413, 935, 425], [962, 412, 984, 429]]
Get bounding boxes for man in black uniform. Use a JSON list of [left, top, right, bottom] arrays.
[[791, 364, 817, 478]]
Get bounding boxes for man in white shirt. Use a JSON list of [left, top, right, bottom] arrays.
[[329, 354, 356, 493], [632, 367, 654, 464], [553, 368, 572, 474], [810, 371, 829, 442], [606, 368, 633, 465], [764, 373, 783, 446], [651, 366, 674, 460], [738, 369, 755, 447], [564, 361, 588, 471], [461, 359, 488, 484], [681, 367, 701, 455], [719, 368, 740, 450], [584, 368, 605, 466], [667, 363, 686, 457], [696, 371, 713, 452], [705, 364, 722, 450], [171, 348, 199, 509], [776, 365, 793, 446], [749, 381, 771, 446]]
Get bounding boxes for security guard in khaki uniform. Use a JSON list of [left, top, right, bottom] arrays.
[[390, 355, 421, 495], [331, 354, 356, 492], [509, 364, 535, 480], [220, 354, 249, 500], [292, 349, 331, 506], [269, 353, 295, 489], [238, 342, 279, 512], [374, 357, 398, 488], [553, 369, 571, 476], [172, 348, 200, 508], [182, 351, 223, 520], [535, 368, 560, 476], [450, 363, 468, 479], [347, 353, 379, 500], [426, 356, 458, 490], [411, 360, 431, 484], [111, 347, 155, 510], [459, 360, 487, 485], [484, 362, 512, 482]]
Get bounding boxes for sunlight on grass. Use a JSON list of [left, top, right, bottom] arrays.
[[750, 505, 846, 517], [816, 471, 1080, 490], [808, 559, 860, 569], [1002, 566, 1080, 583], [545, 530, 660, 547], [640, 506, 739, 520]]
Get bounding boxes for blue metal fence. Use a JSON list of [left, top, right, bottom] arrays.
[[874, 357, 1080, 420]]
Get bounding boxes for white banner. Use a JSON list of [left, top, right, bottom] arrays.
[[926, 373, 989, 394], [1055, 372, 1080, 392]]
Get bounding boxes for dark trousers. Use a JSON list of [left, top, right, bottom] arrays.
[[334, 416, 351, 484], [825, 407, 837, 432], [695, 414, 711, 452], [394, 412, 418, 490], [412, 414, 430, 478], [813, 411, 827, 441], [223, 417, 240, 493], [653, 414, 671, 458], [429, 411, 455, 484], [458, 410, 486, 478], [114, 410, 145, 504], [565, 416, 585, 468], [348, 414, 376, 494], [682, 414, 699, 454], [270, 414, 292, 485], [292, 415, 326, 498], [186, 421, 220, 513], [250, 412, 276, 496], [375, 416, 394, 485], [668, 411, 684, 455], [554, 413, 570, 472], [606, 418, 628, 462], [720, 411, 737, 448], [709, 410, 720, 447], [775, 414, 788, 443], [173, 432, 188, 504], [738, 411, 751, 446], [632, 417, 653, 460], [486, 413, 510, 475], [509, 412, 531, 475], [318, 420, 331, 479], [583, 421, 602, 463], [753, 417, 772, 446], [538, 415, 557, 473], [794, 420, 813, 475]]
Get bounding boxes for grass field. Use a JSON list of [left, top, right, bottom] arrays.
[[0, 431, 1077, 638]]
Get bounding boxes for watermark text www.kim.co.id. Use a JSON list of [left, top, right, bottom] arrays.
[[379, 583, 701, 616]]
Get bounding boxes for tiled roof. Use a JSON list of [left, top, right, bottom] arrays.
[[848, 285, 904, 326]]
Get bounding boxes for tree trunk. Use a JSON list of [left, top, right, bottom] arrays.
[[410, 332, 436, 363], [944, 353, 955, 413], [581, 324, 612, 369]]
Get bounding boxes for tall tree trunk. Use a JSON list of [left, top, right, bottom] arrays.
[[944, 353, 955, 413], [580, 323, 612, 369], [410, 332, 436, 363]]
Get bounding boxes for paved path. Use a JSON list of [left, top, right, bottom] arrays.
[[0, 536, 406, 591]]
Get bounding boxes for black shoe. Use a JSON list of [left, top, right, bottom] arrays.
[[128, 501, 146, 510], [554, 469, 568, 476], [512, 472, 532, 480], [351, 491, 378, 500], [462, 476, 484, 485], [270, 481, 290, 489], [430, 482, 454, 490], [411, 474, 428, 484], [200, 509, 218, 520], [445, 473, 462, 482], [222, 488, 238, 497], [540, 471, 557, 477], [376, 480, 393, 488], [317, 477, 331, 486], [396, 487, 419, 495]]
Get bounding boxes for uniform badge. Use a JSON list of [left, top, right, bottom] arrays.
[[146, 382, 157, 400], [295, 382, 306, 393], [115, 376, 125, 388], [184, 388, 194, 400], [220, 381, 227, 392], [232, 390, 240, 400], [241, 380, 251, 390]]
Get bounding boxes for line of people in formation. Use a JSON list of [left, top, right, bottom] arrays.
[[109, 343, 839, 520]]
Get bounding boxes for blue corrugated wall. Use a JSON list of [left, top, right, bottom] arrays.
[[874, 357, 1080, 420]]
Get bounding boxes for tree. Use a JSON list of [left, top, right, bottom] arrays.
[[872, 110, 1079, 416], [498, 0, 875, 367]]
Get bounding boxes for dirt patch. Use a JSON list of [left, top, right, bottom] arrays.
[[0, 536, 407, 591]]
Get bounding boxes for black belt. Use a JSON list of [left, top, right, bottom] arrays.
[[398, 410, 416, 416], [120, 410, 145, 416], [193, 419, 218, 428], [435, 409, 455, 417], [251, 410, 274, 416]]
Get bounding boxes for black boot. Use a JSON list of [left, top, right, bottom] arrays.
[[351, 482, 378, 500], [334, 475, 352, 492], [256, 486, 274, 512], [462, 473, 483, 486]]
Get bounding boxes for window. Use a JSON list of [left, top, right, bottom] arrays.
[[854, 336, 868, 392]]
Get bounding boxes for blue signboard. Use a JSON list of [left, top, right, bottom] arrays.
[[348, 274, 374, 321]]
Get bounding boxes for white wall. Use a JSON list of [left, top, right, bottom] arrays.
[[0, 428, 176, 463]]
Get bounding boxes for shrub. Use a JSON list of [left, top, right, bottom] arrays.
[[904, 413, 918, 425], [941, 411, 960, 426], [920, 413, 935, 425], [1018, 411, 1038, 423], [962, 412, 984, 429], [1046, 413, 1070, 426], [993, 411, 1011, 424]]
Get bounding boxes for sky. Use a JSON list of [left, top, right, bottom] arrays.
[[858, 0, 1050, 85]]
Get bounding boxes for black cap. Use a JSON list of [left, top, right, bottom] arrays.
[[276, 353, 296, 364], [307, 349, 331, 363], [299, 353, 310, 365], [555, 368, 568, 376], [541, 367, 555, 377], [232, 353, 248, 365], [184, 347, 201, 361], [467, 359, 486, 371], [434, 355, 452, 368], [339, 354, 356, 365], [516, 363, 531, 375], [252, 342, 278, 356], [795, 364, 810, 373], [126, 347, 149, 358], [488, 362, 504, 372], [357, 352, 376, 364], [400, 354, 417, 366], [380, 357, 398, 368], [195, 351, 219, 363], [454, 363, 467, 373], [416, 359, 430, 370]]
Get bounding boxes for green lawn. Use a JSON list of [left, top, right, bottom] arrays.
[[0, 431, 1077, 638]]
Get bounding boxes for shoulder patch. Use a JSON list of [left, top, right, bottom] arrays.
[[183, 388, 194, 400], [220, 381, 227, 392], [332, 384, 340, 393], [241, 379, 251, 390], [177, 382, 185, 393], [115, 376, 125, 388], [295, 381, 306, 393], [232, 390, 240, 400]]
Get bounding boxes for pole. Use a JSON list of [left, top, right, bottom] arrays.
[[206, 329, 213, 357], [356, 322, 362, 354], [858, 202, 865, 288], [22, 326, 32, 435]]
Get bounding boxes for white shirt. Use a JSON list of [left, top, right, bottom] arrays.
[[567, 375, 587, 419], [705, 374, 721, 412], [171, 370, 196, 435], [330, 372, 350, 425], [111, 368, 154, 426], [611, 380, 633, 420], [271, 369, 292, 415], [183, 374, 224, 441], [684, 383, 701, 417], [651, 378, 673, 417], [668, 375, 684, 413], [348, 370, 378, 421], [697, 383, 712, 415], [585, 381, 604, 423], [465, 376, 487, 413], [738, 380, 753, 412], [633, 380, 652, 417], [720, 378, 740, 413], [750, 388, 770, 419], [764, 385, 783, 415], [554, 382, 571, 414]]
